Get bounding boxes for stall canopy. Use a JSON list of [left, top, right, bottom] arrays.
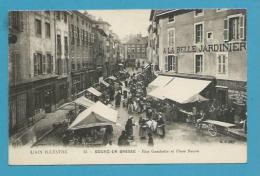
[[162, 77, 211, 104], [108, 76, 117, 81], [68, 101, 118, 130], [147, 75, 173, 92], [87, 87, 102, 97], [57, 96, 94, 110], [143, 64, 150, 70], [100, 79, 110, 87], [73, 96, 95, 108]]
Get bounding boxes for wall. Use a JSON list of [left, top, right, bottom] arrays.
[[158, 9, 247, 82]]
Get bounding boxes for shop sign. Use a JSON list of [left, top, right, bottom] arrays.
[[163, 42, 246, 54]]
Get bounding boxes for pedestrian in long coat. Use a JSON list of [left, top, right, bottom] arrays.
[[148, 133, 154, 146], [157, 114, 165, 138], [115, 92, 121, 107], [125, 117, 135, 139]]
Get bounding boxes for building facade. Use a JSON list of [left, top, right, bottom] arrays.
[[9, 11, 57, 135], [149, 9, 247, 119], [69, 11, 97, 98], [54, 11, 70, 106], [124, 34, 148, 68]]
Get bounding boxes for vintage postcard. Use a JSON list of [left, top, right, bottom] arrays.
[[8, 9, 247, 165]]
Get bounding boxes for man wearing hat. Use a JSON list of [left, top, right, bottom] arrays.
[[125, 116, 135, 140], [157, 113, 165, 138]]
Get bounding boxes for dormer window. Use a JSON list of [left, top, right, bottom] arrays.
[[168, 14, 175, 22], [195, 9, 204, 17]]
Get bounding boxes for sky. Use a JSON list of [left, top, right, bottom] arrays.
[[86, 10, 151, 40]]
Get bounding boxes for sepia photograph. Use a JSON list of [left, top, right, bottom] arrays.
[[8, 9, 247, 165]]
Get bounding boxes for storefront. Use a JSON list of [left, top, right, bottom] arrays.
[[56, 76, 69, 107], [9, 76, 57, 135]]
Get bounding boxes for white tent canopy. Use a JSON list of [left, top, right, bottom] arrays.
[[68, 101, 118, 130], [147, 75, 173, 92], [58, 96, 94, 110], [73, 96, 95, 108], [108, 76, 117, 81], [148, 77, 211, 104], [100, 79, 110, 87], [162, 77, 211, 104], [87, 87, 102, 97]]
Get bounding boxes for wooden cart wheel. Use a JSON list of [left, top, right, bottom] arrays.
[[208, 124, 217, 136]]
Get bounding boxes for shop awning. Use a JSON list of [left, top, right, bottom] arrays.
[[148, 75, 173, 90], [68, 101, 118, 130], [162, 77, 211, 104], [147, 87, 166, 100], [100, 80, 110, 87], [87, 87, 102, 97]]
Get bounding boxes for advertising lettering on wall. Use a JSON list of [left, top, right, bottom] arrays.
[[163, 42, 247, 54]]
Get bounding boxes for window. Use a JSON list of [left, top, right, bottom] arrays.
[[45, 11, 50, 16], [224, 15, 245, 41], [71, 24, 75, 45], [77, 27, 80, 46], [217, 53, 228, 75], [10, 11, 23, 31], [57, 34, 62, 55], [57, 58, 62, 75], [45, 22, 51, 38], [207, 32, 213, 39], [42, 55, 47, 74], [86, 31, 89, 45], [34, 53, 43, 75], [216, 9, 227, 12], [168, 14, 175, 22], [64, 36, 68, 56], [168, 28, 175, 47], [195, 9, 204, 17], [35, 19, 42, 36], [195, 54, 203, 74], [56, 11, 61, 20], [195, 23, 203, 44], [82, 30, 85, 45], [71, 61, 75, 70], [165, 55, 177, 72], [10, 52, 20, 82], [63, 12, 67, 23], [77, 62, 81, 69], [47, 54, 53, 73]]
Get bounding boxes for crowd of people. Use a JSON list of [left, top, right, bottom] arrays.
[[63, 64, 247, 147]]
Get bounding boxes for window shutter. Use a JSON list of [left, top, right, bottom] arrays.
[[165, 56, 168, 71], [175, 56, 178, 73], [239, 15, 245, 40], [224, 19, 229, 41], [19, 12, 23, 32], [33, 53, 38, 75]]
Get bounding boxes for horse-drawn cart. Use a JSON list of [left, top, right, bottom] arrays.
[[197, 120, 236, 137]]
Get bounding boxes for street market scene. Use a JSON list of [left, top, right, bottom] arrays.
[[9, 9, 247, 150]]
